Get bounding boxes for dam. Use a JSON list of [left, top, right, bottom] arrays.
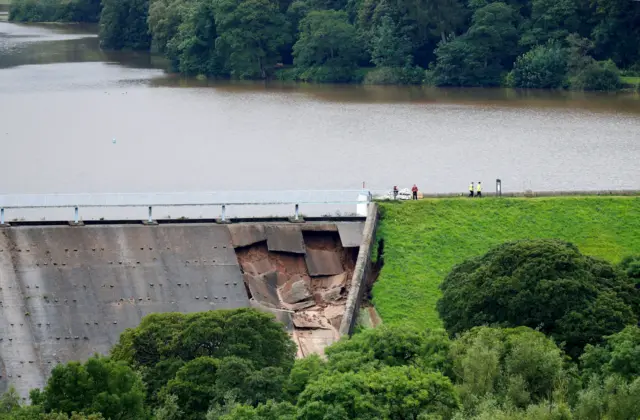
[[0, 192, 377, 398]]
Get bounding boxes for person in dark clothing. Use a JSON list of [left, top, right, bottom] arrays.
[[393, 185, 398, 200], [412, 184, 418, 200]]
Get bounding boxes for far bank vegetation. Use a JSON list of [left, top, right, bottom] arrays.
[[9, 0, 640, 89]]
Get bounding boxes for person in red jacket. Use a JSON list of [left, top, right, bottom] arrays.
[[411, 184, 418, 200]]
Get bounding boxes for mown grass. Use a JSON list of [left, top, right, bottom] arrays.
[[373, 196, 640, 329], [622, 76, 640, 86]]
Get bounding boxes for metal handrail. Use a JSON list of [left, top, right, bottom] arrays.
[[0, 190, 372, 224]]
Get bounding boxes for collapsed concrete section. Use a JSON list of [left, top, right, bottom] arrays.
[[0, 216, 374, 397], [234, 223, 365, 358]]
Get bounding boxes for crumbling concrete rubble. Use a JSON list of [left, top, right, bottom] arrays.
[[234, 224, 358, 357]]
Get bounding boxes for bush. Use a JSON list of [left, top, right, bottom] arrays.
[[580, 326, 640, 381], [570, 59, 622, 91], [450, 327, 567, 409], [437, 239, 639, 358], [511, 43, 567, 88]]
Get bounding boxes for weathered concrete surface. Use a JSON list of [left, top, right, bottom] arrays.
[[0, 224, 249, 397], [228, 225, 266, 248], [265, 226, 306, 254], [339, 204, 379, 336], [304, 249, 343, 276], [0, 217, 374, 396], [336, 222, 365, 248]]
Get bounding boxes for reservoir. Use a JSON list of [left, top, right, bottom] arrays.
[[1, 21, 639, 202]]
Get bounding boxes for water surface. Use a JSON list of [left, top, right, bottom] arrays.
[[1, 22, 639, 203]]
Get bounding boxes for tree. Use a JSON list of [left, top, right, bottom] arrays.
[[165, 0, 225, 76], [213, 0, 290, 78], [450, 327, 567, 410], [433, 2, 520, 86], [99, 0, 152, 49], [292, 10, 363, 82], [35, 356, 146, 419], [570, 59, 622, 90], [574, 375, 640, 420], [619, 256, 640, 281], [296, 366, 459, 419], [324, 325, 452, 373], [111, 309, 295, 409], [370, 16, 412, 68], [519, 0, 579, 48], [217, 400, 297, 420], [591, 0, 640, 67], [437, 239, 639, 358], [580, 326, 640, 381], [511, 42, 567, 88]]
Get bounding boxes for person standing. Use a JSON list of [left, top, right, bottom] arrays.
[[393, 185, 398, 200], [468, 182, 474, 197], [476, 181, 482, 197], [411, 184, 418, 200]]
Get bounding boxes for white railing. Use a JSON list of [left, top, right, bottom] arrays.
[[0, 190, 372, 224]]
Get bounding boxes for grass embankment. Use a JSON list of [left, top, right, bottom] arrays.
[[373, 196, 640, 330]]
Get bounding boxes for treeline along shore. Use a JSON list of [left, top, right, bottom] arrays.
[[7, 0, 640, 89]]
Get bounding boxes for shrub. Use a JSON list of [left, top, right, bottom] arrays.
[[363, 66, 424, 85], [437, 239, 639, 358], [511, 43, 567, 88], [570, 59, 622, 91]]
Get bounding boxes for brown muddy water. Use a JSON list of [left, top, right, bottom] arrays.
[[1, 21, 639, 200]]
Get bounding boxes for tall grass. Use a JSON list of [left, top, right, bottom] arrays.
[[374, 196, 640, 329]]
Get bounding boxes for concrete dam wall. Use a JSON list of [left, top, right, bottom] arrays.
[[0, 219, 369, 398]]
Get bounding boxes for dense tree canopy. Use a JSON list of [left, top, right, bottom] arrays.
[[437, 239, 639, 358], [32, 356, 146, 419], [12, 0, 638, 88]]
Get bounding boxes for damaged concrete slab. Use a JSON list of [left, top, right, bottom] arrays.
[[244, 270, 280, 308], [305, 248, 343, 276], [265, 225, 306, 254], [228, 224, 267, 248], [336, 222, 365, 247]]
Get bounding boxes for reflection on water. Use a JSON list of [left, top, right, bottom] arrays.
[[0, 21, 639, 198]]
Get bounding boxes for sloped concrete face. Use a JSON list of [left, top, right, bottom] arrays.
[[0, 224, 249, 398], [0, 217, 375, 397]]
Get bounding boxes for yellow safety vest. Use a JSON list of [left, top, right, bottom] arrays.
[[477, 184, 482, 192], [469, 184, 474, 191]]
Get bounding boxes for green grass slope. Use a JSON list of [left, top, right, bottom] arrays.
[[374, 196, 640, 329]]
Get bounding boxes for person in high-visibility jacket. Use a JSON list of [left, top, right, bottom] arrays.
[[468, 182, 474, 197], [476, 181, 482, 197]]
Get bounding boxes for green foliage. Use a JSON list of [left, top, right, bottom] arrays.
[[619, 256, 640, 280], [38, 356, 146, 419], [433, 2, 520, 86], [325, 325, 452, 373], [511, 42, 567, 88], [574, 375, 640, 420], [450, 327, 567, 409], [374, 197, 640, 331], [570, 59, 622, 91], [370, 16, 412, 68], [283, 355, 325, 402], [111, 309, 295, 412], [438, 239, 638, 358], [9, 0, 100, 22], [217, 400, 297, 420], [580, 326, 640, 381], [296, 366, 459, 419], [99, 0, 152, 50], [293, 10, 363, 82], [213, 0, 290, 78]]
